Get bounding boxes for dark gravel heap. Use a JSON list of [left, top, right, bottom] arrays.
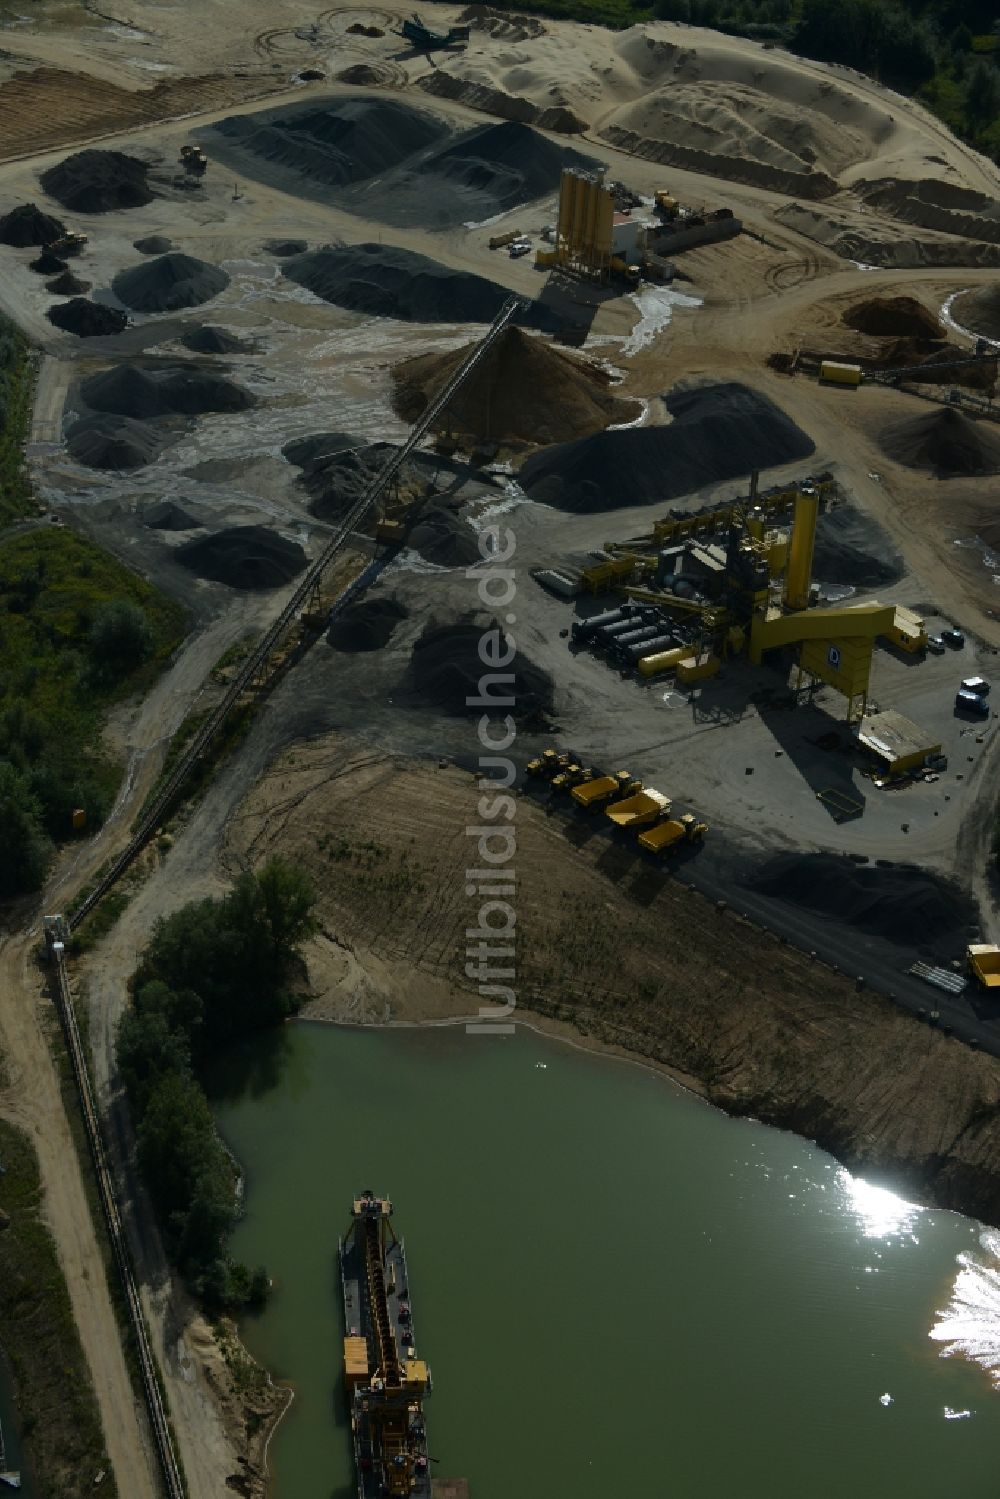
[[80, 363, 255, 417], [405, 616, 553, 718], [46, 271, 90, 295], [180, 325, 251, 354], [264, 238, 308, 256], [0, 202, 66, 246], [67, 413, 167, 470], [145, 500, 201, 531], [880, 407, 1000, 478], [408, 500, 481, 566], [328, 595, 408, 651], [30, 251, 67, 274], [46, 299, 128, 337], [174, 526, 307, 590], [283, 241, 560, 328], [41, 149, 154, 213], [133, 234, 173, 254], [282, 430, 357, 468], [112, 252, 230, 313], [519, 382, 815, 512], [753, 853, 975, 958], [811, 504, 903, 587]]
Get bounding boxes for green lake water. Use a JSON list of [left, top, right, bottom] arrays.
[[210, 1022, 1000, 1499]]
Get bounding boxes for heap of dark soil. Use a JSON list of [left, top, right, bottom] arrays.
[[842, 296, 941, 339], [66, 413, 167, 470], [180, 325, 251, 354], [0, 202, 66, 246], [81, 364, 255, 417], [282, 431, 357, 468], [753, 853, 975, 958], [146, 500, 200, 531], [284, 242, 560, 328], [408, 500, 481, 565], [392, 326, 638, 445], [952, 284, 1000, 341], [519, 382, 814, 512], [174, 526, 307, 590], [405, 616, 554, 718], [811, 503, 903, 586], [337, 64, 389, 86], [880, 407, 1000, 477], [328, 594, 408, 651], [46, 271, 90, 295], [30, 250, 67, 274], [112, 253, 230, 313], [46, 299, 128, 337], [134, 234, 173, 255], [40, 149, 154, 213], [264, 238, 308, 256]]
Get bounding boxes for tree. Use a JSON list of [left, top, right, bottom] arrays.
[[652, 0, 691, 18], [967, 58, 1000, 122], [0, 759, 52, 896], [88, 600, 154, 680], [116, 1002, 192, 1112]]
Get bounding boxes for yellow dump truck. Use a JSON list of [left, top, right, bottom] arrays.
[[819, 360, 863, 388], [638, 813, 708, 855], [571, 771, 640, 810], [605, 788, 671, 829], [968, 944, 1000, 989]]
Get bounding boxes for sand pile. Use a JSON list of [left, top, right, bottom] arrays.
[[30, 251, 67, 274], [284, 242, 558, 328], [46, 271, 90, 294], [328, 595, 408, 651], [264, 238, 307, 256], [754, 853, 973, 957], [81, 364, 254, 417], [519, 382, 814, 512], [392, 326, 638, 445], [952, 285, 1000, 341], [880, 408, 1000, 478], [134, 234, 173, 255], [0, 202, 66, 246], [408, 501, 481, 566], [47, 299, 128, 336], [405, 616, 554, 718], [40, 150, 154, 212], [175, 526, 307, 590], [146, 500, 200, 531], [67, 414, 167, 470], [811, 504, 902, 587], [842, 296, 941, 339], [180, 325, 251, 354], [112, 253, 230, 313]]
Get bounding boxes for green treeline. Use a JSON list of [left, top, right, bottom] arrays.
[[116, 860, 317, 1307], [0, 530, 185, 898], [0, 317, 34, 528]]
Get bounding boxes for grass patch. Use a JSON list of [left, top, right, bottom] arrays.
[[0, 1116, 119, 1497]]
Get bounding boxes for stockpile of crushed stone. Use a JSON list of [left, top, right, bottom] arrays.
[[81, 363, 255, 417], [180, 325, 251, 354], [264, 238, 308, 256], [811, 503, 903, 586], [842, 296, 941, 339], [30, 250, 67, 274], [174, 526, 307, 590], [46, 271, 90, 295], [880, 407, 1000, 477], [328, 595, 408, 651], [405, 616, 554, 718], [753, 853, 974, 957], [952, 285, 1000, 341], [67, 413, 167, 470], [40, 149, 154, 212], [282, 431, 357, 468], [145, 500, 200, 531], [47, 299, 128, 336], [0, 202, 66, 245], [392, 326, 638, 446], [297, 441, 430, 524], [284, 242, 559, 328], [519, 382, 814, 511], [112, 253, 230, 313], [134, 234, 173, 255], [408, 500, 481, 565]]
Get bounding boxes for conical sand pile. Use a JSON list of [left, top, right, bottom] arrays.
[[880, 407, 1000, 477], [392, 326, 638, 446]]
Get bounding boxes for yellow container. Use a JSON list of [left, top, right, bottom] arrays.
[[71, 807, 87, 831], [819, 360, 862, 387], [675, 653, 720, 683], [637, 645, 687, 678]]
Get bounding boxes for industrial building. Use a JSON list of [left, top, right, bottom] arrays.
[[857, 711, 943, 776]]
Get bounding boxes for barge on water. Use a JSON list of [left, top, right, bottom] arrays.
[[340, 1191, 433, 1497]]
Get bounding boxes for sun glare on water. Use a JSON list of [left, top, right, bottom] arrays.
[[839, 1169, 922, 1240], [931, 1228, 1000, 1388]]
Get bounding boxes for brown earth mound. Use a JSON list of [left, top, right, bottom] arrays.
[[880, 408, 1000, 477], [393, 326, 637, 446], [842, 296, 941, 339], [951, 285, 1000, 341]]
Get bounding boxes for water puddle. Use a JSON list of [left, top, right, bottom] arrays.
[[620, 285, 702, 357]]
